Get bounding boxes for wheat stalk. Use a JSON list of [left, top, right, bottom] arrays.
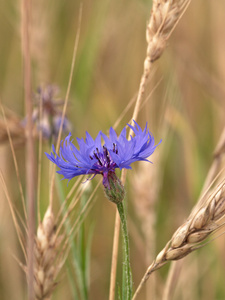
[[131, 0, 190, 125], [132, 164, 158, 299], [132, 180, 225, 299], [1, 171, 64, 299], [109, 2, 191, 299], [34, 207, 63, 300], [21, 0, 36, 298], [31, 0, 49, 83]]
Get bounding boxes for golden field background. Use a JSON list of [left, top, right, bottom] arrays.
[[0, 0, 225, 299]]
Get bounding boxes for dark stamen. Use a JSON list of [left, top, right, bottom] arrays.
[[103, 146, 111, 167], [113, 143, 118, 154], [94, 150, 103, 166]]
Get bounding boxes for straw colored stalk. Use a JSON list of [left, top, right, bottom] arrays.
[[132, 180, 225, 300], [132, 153, 162, 298], [110, 2, 191, 299], [33, 207, 63, 300], [131, 0, 190, 132], [132, 168, 156, 298], [31, 0, 50, 83]]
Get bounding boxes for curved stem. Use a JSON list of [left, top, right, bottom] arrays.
[[117, 202, 133, 300]]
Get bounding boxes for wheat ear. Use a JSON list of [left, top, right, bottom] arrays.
[[146, 0, 190, 62], [34, 207, 63, 300], [132, 0, 190, 124], [132, 180, 225, 300], [161, 124, 225, 299]]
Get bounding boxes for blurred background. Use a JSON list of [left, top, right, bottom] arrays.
[[0, 0, 225, 299]]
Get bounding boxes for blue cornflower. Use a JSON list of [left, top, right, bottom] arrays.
[[22, 85, 71, 139], [46, 121, 161, 192]]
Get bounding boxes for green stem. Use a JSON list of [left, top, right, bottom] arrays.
[[117, 202, 133, 300]]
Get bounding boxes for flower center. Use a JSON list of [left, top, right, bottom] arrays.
[[89, 143, 118, 169]]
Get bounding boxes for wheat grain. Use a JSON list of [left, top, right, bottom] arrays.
[[110, 2, 191, 297], [131, 0, 190, 136], [34, 207, 63, 300], [146, 0, 190, 63], [132, 180, 225, 299]]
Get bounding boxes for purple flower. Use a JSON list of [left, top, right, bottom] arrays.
[[22, 85, 71, 139], [46, 121, 161, 189]]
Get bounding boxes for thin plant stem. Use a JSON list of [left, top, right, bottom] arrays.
[[22, 0, 35, 299], [109, 76, 162, 300], [132, 262, 163, 300], [130, 61, 152, 130], [109, 24, 152, 300], [109, 81, 151, 299], [109, 210, 120, 300], [49, 5, 82, 210], [113, 1, 192, 298], [37, 92, 43, 223], [0, 103, 27, 221], [162, 261, 182, 300], [0, 171, 27, 260], [55, 176, 86, 300], [117, 202, 133, 300]]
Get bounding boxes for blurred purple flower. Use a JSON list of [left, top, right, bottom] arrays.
[[46, 121, 161, 189], [23, 85, 71, 139]]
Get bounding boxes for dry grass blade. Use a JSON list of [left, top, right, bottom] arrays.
[[56, 182, 99, 240], [112, 68, 158, 131], [0, 103, 27, 221], [132, 180, 225, 300], [54, 187, 98, 272], [37, 92, 43, 224], [34, 207, 63, 300], [162, 261, 182, 300], [131, 162, 160, 298], [55, 176, 84, 225], [0, 171, 27, 260], [22, 0, 35, 298], [49, 4, 82, 210], [200, 126, 225, 197]]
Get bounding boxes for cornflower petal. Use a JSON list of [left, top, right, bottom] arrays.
[[46, 121, 161, 188], [85, 131, 95, 145], [109, 127, 118, 141], [118, 127, 127, 140]]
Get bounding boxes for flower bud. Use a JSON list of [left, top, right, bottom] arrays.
[[104, 171, 125, 204]]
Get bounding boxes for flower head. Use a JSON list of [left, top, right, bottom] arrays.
[[22, 85, 71, 139], [46, 121, 161, 189]]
